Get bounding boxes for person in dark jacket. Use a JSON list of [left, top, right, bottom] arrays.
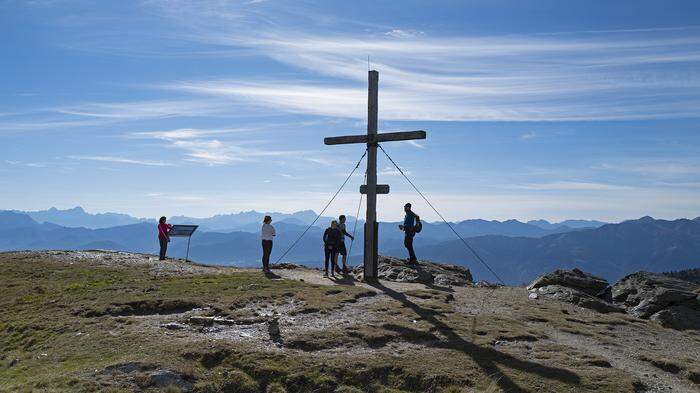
[[398, 203, 419, 263], [336, 215, 355, 275], [323, 220, 341, 277], [157, 216, 172, 261]]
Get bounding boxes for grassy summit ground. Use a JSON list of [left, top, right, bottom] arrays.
[[1, 251, 698, 393]]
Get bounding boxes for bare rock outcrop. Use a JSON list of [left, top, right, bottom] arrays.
[[527, 268, 609, 296], [612, 271, 700, 330], [353, 255, 473, 287], [532, 284, 624, 313], [527, 269, 623, 313], [529, 268, 700, 330]]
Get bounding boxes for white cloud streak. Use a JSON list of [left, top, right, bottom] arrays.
[[512, 181, 634, 191], [130, 127, 304, 166], [128, 127, 249, 140], [593, 161, 700, 177], [55, 99, 235, 119], [68, 155, 174, 166], [130, 2, 700, 121]]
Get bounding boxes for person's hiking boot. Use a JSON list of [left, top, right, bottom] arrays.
[[323, 272, 329, 278], [342, 265, 348, 275]]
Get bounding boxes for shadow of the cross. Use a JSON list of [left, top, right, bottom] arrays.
[[368, 282, 581, 393], [329, 275, 358, 286], [264, 271, 282, 280]]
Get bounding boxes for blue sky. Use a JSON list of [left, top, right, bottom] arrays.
[[1, 0, 699, 222]]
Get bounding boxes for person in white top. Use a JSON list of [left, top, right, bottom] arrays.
[[261, 215, 276, 273]]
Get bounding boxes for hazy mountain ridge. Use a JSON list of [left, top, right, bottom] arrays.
[[10, 206, 602, 236], [408, 217, 700, 284], [1, 209, 698, 284], [18, 206, 151, 229], [527, 219, 607, 230]]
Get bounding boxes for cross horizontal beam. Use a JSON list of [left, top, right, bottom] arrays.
[[360, 184, 390, 194], [324, 130, 426, 145]]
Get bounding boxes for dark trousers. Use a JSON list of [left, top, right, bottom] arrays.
[[159, 237, 168, 260], [262, 240, 273, 271], [324, 246, 337, 273], [404, 231, 417, 262]]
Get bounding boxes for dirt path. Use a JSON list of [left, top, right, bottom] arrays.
[[550, 329, 695, 393]]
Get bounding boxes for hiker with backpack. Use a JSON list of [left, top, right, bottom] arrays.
[[323, 220, 342, 278], [398, 203, 421, 264], [335, 215, 355, 275]]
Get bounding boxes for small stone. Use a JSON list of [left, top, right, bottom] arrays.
[[528, 292, 539, 300], [162, 322, 187, 330], [149, 370, 193, 391], [189, 316, 215, 326], [212, 317, 236, 325]]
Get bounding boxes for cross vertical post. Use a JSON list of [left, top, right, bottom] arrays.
[[365, 70, 379, 281], [323, 70, 426, 283]]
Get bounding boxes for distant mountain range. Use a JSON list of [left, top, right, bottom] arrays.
[[400, 216, 700, 285], [14, 206, 605, 235], [1, 208, 698, 284], [526, 219, 608, 230]]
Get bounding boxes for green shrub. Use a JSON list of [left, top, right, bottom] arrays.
[[195, 369, 258, 393], [335, 385, 364, 393], [266, 382, 287, 393]]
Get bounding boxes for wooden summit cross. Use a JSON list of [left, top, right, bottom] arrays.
[[324, 70, 426, 282]]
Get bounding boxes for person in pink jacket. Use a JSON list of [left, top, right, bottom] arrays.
[[157, 216, 172, 260]]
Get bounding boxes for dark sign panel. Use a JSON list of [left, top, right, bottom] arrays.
[[169, 225, 198, 237]]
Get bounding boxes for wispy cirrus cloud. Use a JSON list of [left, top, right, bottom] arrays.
[[128, 127, 250, 140], [404, 140, 425, 149], [147, 3, 700, 122], [0, 99, 248, 133], [520, 132, 538, 140], [385, 29, 425, 39], [0, 117, 113, 132], [512, 181, 634, 191], [55, 99, 235, 119], [4, 160, 47, 168], [593, 160, 700, 177], [129, 127, 303, 166], [67, 155, 174, 166], [175, 139, 302, 166], [15, 1, 700, 124]]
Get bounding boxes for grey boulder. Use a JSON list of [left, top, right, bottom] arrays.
[[527, 268, 609, 296], [649, 304, 700, 330], [355, 255, 473, 287], [612, 271, 700, 330], [534, 285, 624, 314]]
